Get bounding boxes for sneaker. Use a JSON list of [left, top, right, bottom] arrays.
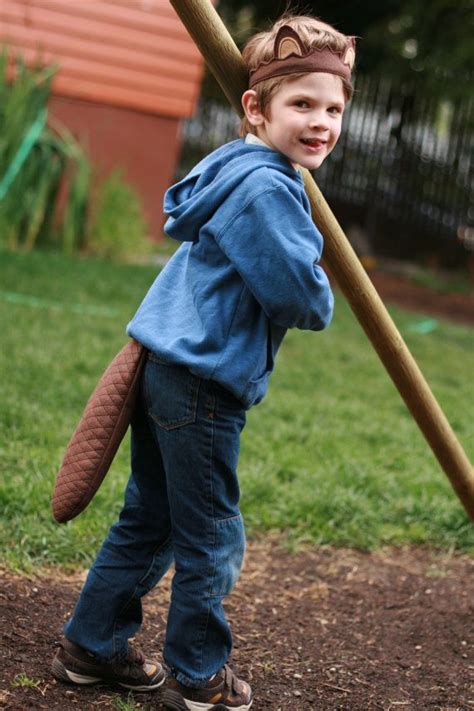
[[162, 664, 253, 710], [51, 638, 165, 691]]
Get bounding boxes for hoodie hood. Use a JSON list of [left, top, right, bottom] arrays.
[[164, 139, 298, 243]]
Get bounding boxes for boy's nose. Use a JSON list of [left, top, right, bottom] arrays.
[[308, 113, 329, 130]]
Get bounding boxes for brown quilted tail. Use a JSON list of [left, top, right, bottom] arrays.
[[52, 340, 146, 523]]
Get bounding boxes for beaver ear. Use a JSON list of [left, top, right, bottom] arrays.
[[344, 47, 355, 69], [274, 25, 305, 59], [343, 37, 356, 69]]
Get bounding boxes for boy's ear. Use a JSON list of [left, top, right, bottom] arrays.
[[241, 90, 266, 127]]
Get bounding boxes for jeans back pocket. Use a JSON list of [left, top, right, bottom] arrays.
[[144, 356, 200, 430]]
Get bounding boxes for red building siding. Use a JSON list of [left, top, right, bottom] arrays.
[[0, 0, 206, 235]]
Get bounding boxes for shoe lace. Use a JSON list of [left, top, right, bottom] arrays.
[[223, 664, 239, 694]]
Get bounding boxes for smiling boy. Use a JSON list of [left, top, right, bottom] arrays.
[[242, 71, 345, 169], [52, 13, 356, 711]]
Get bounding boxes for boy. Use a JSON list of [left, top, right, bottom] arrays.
[[52, 12, 355, 711]]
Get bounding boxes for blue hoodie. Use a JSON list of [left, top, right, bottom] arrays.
[[127, 139, 334, 409]]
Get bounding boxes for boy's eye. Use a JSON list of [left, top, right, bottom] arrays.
[[294, 100, 310, 108], [328, 106, 343, 115]]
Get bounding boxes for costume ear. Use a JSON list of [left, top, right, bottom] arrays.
[[344, 38, 356, 69], [274, 25, 305, 59]]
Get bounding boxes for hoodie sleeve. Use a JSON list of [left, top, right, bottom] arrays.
[[214, 180, 334, 331]]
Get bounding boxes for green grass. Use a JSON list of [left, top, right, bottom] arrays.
[[1, 249, 473, 571], [111, 692, 148, 711]]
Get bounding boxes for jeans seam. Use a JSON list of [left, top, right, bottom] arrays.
[[137, 532, 173, 587], [111, 533, 173, 657], [195, 387, 216, 676]]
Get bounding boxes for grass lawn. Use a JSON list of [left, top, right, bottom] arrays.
[[1, 249, 473, 570]]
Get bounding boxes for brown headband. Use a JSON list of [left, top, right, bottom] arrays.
[[249, 25, 356, 88]]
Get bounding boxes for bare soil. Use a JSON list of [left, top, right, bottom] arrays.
[[1, 541, 473, 711], [367, 270, 474, 326], [1, 272, 473, 710]]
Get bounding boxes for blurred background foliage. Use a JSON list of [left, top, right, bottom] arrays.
[[0, 51, 150, 261]]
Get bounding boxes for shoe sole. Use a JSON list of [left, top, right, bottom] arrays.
[[51, 657, 165, 692], [162, 688, 253, 711]]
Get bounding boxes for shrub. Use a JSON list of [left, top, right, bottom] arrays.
[[86, 169, 151, 261]]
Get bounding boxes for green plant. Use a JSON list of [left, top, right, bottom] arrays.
[[10, 673, 42, 689], [87, 169, 151, 261], [53, 122, 91, 255], [0, 49, 91, 253], [112, 692, 144, 710], [1, 49, 153, 261]]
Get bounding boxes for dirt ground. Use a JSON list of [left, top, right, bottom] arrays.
[[1, 272, 473, 710], [1, 541, 473, 710], [367, 269, 474, 326]]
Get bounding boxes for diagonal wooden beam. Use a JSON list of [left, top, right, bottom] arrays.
[[170, 0, 474, 521]]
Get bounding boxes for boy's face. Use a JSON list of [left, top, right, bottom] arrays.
[[243, 73, 345, 170]]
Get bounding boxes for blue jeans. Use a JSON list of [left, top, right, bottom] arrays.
[[64, 355, 247, 688]]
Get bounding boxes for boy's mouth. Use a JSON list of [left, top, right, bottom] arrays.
[[300, 138, 326, 150]]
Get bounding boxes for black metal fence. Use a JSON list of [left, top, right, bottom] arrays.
[[177, 75, 473, 268]]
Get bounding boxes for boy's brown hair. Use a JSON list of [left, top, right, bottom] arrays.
[[240, 14, 355, 137]]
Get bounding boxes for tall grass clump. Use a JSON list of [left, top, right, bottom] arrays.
[[0, 51, 89, 252], [0, 49, 150, 259]]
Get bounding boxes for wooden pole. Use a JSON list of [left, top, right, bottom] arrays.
[[170, 0, 474, 521]]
